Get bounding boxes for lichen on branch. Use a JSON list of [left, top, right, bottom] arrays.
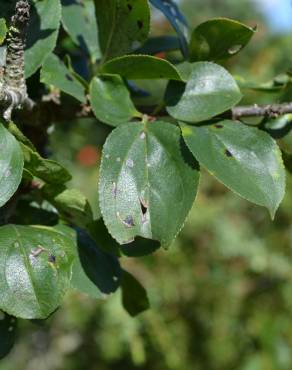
[[0, 0, 34, 121]]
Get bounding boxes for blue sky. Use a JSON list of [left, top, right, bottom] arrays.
[[254, 0, 292, 33]]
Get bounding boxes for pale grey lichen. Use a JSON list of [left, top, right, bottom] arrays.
[[0, 0, 34, 121]]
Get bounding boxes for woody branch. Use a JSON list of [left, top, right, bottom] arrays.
[[0, 0, 34, 121]]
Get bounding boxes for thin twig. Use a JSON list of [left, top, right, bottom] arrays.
[[232, 102, 292, 120]]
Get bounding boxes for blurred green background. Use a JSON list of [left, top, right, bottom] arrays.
[[2, 1, 292, 369]]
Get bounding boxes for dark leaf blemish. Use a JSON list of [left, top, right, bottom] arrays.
[[65, 74, 73, 82], [31, 246, 45, 257], [112, 182, 117, 198], [140, 199, 148, 215], [123, 215, 135, 228], [225, 149, 233, 157], [137, 20, 143, 29], [215, 124, 223, 129], [48, 254, 56, 264]]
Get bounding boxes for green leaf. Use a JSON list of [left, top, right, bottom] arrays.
[[45, 188, 93, 228], [0, 122, 23, 208], [189, 18, 255, 62], [90, 75, 141, 127], [41, 53, 86, 103], [6, 121, 36, 151], [282, 150, 292, 174], [11, 200, 59, 226], [121, 270, 150, 317], [264, 114, 292, 139], [25, 0, 62, 78], [0, 18, 6, 45], [100, 55, 182, 80], [168, 61, 195, 82], [166, 62, 242, 123], [21, 144, 72, 185], [88, 220, 161, 257], [0, 225, 75, 319], [87, 219, 121, 257], [71, 228, 121, 298], [0, 312, 17, 359], [180, 120, 285, 217], [135, 36, 181, 55], [120, 237, 160, 257], [61, 0, 101, 62], [95, 0, 150, 61], [237, 74, 289, 93], [99, 119, 200, 247], [64, 55, 89, 89]]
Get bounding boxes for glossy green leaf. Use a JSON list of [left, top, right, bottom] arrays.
[[180, 120, 285, 217], [100, 55, 182, 80], [71, 228, 121, 298], [41, 53, 86, 103], [61, 0, 101, 61], [0, 18, 6, 45], [99, 119, 200, 247], [95, 0, 150, 61], [25, 0, 62, 78], [0, 123, 23, 208], [189, 18, 255, 62], [90, 75, 141, 127], [0, 312, 17, 359], [0, 225, 75, 319], [21, 144, 72, 185], [121, 270, 150, 317], [166, 62, 242, 123]]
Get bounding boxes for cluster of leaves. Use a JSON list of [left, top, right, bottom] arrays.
[[0, 0, 291, 359]]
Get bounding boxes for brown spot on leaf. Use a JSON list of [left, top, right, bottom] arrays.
[[122, 215, 135, 228], [48, 254, 56, 264], [137, 20, 143, 29], [127, 4, 133, 11], [112, 182, 117, 198], [215, 124, 223, 129], [31, 246, 46, 257]]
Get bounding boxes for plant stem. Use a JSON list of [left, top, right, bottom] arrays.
[[231, 102, 292, 120]]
